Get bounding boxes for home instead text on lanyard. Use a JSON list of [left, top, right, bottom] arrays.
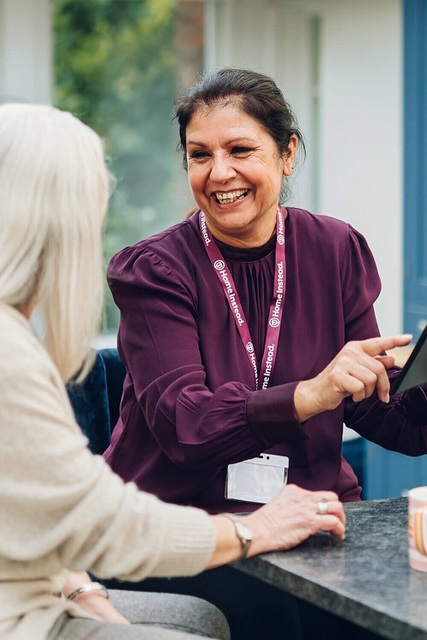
[[198, 208, 286, 390]]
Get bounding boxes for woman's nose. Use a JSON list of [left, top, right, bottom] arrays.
[[210, 155, 236, 182]]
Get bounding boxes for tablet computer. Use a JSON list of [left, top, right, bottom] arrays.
[[391, 325, 427, 394]]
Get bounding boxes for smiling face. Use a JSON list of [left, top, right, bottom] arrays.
[[186, 101, 297, 247]]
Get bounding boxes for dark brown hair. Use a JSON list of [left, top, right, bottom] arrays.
[[174, 68, 305, 173]]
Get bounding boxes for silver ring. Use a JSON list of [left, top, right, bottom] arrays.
[[317, 498, 329, 515]]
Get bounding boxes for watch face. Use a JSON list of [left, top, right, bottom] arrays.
[[235, 520, 254, 543]]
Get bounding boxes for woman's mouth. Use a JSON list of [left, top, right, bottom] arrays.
[[213, 189, 249, 204]]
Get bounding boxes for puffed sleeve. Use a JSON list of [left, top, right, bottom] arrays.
[[108, 242, 309, 474], [341, 224, 382, 341]]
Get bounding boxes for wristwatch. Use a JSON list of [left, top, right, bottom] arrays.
[[221, 513, 253, 562]]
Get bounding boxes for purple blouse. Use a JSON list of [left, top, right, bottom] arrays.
[[104, 207, 427, 512]]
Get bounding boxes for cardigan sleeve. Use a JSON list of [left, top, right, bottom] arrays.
[[0, 311, 214, 582]]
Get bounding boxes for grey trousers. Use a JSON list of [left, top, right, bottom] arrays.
[[47, 590, 230, 640]]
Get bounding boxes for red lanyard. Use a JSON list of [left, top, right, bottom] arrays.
[[198, 208, 286, 390]]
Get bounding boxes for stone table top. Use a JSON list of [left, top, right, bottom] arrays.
[[233, 497, 427, 639]]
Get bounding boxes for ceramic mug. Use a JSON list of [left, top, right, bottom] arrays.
[[408, 486, 427, 572]]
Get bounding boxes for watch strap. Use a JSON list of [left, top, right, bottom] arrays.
[[220, 513, 253, 562]]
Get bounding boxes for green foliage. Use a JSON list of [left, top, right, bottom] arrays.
[[53, 0, 180, 331]]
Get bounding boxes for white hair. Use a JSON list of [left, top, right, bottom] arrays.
[[0, 103, 110, 381]]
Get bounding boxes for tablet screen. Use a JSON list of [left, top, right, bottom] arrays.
[[390, 325, 427, 394]]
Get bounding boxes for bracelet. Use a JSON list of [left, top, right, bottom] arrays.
[[66, 582, 109, 601]]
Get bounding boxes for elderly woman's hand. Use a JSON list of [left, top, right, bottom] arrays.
[[294, 334, 412, 423], [207, 484, 345, 567], [244, 484, 345, 556]]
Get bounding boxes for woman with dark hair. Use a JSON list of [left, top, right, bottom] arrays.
[[103, 68, 425, 638], [105, 67, 421, 512]]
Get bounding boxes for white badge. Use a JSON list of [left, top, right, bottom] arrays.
[[225, 453, 289, 504]]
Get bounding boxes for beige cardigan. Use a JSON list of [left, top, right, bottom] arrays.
[[0, 303, 215, 640]]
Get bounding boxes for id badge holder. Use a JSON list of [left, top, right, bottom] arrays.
[[225, 453, 289, 504]]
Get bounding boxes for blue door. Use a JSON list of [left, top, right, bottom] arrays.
[[403, 0, 427, 338]]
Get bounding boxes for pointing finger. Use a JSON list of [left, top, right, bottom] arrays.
[[357, 335, 412, 357]]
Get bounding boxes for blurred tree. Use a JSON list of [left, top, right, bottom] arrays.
[[53, 0, 180, 331]]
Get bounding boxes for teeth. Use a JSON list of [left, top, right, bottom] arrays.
[[215, 189, 248, 204]]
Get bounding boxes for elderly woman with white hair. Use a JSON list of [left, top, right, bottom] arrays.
[[0, 102, 346, 640]]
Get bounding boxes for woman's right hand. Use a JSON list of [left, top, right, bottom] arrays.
[[294, 334, 412, 423], [207, 484, 345, 567]]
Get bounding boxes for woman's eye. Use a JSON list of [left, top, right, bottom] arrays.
[[190, 150, 209, 160], [232, 147, 251, 156]]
